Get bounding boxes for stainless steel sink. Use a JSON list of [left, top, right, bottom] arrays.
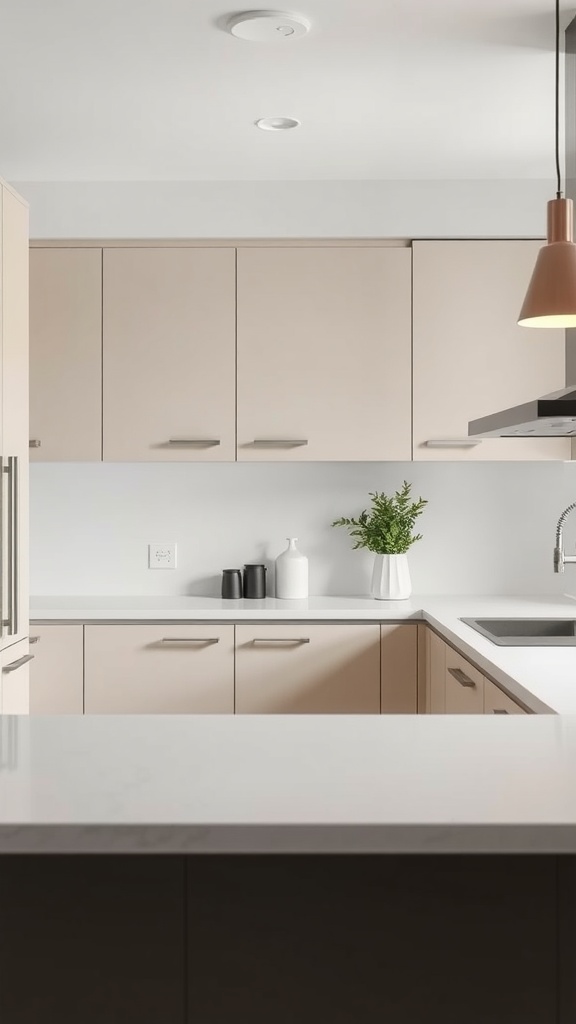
[[460, 617, 576, 646]]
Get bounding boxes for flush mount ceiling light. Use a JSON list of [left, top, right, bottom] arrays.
[[226, 10, 311, 42], [255, 116, 301, 130], [518, 0, 576, 327]]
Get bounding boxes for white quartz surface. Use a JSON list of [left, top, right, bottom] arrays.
[[1, 713, 575, 854], [30, 594, 424, 621], [30, 592, 576, 715]]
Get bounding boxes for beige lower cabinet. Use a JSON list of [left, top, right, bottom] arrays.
[[84, 625, 234, 714], [425, 629, 484, 714], [483, 677, 527, 715], [444, 647, 484, 714], [381, 624, 418, 713], [424, 629, 447, 713], [29, 625, 84, 714], [235, 624, 381, 714], [1, 639, 31, 714]]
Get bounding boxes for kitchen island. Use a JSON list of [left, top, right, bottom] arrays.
[[0, 712, 574, 1023]]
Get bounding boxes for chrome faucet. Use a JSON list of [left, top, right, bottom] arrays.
[[554, 502, 576, 572]]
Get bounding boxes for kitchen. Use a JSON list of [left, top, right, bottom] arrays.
[[2, 1, 576, 1021]]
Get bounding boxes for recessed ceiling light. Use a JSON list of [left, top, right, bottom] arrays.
[[255, 117, 301, 131], [227, 10, 311, 42]]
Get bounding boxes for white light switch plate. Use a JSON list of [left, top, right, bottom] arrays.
[[148, 543, 177, 569]]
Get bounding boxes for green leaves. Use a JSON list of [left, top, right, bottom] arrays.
[[332, 481, 427, 555]]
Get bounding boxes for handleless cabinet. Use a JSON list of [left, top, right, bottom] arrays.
[[236, 246, 412, 461], [425, 628, 447, 713], [381, 624, 418, 712], [84, 624, 234, 713], [103, 247, 236, 461], [29, 625, 84, 714], [29, 248, 102, 461], [235, 624, 381, 713], [412, 240, 570, 461]]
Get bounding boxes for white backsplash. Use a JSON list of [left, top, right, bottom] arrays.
[[29, 461, 576, 597]]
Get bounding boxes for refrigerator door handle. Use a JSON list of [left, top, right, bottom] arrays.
[[11, 456, 18, 638]]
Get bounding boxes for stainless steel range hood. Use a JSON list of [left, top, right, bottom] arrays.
[[468, 386, 576, 438]]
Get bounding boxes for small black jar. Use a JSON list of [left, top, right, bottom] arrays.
[[243, 564, 267, 599], [221, 569, 243, 599]]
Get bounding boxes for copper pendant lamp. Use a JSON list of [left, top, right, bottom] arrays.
[[518, 0, 576, 327]]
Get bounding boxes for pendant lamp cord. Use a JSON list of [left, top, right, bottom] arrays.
[[556, 0, 562, 198]]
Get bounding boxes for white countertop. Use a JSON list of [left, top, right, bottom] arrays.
[[30, 594, 424, 621], [1, 712, 575, 854], [30, 593, 576, 715]]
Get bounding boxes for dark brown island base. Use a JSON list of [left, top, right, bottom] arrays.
[[0, 854, 573, 1024]]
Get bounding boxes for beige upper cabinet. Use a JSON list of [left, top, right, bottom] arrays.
[[236, 246, 412, 461], [412, 240, 570, 460], [29, 248, 102, 461], [103, 247, 236, 461], [235, 623, 381, 713]]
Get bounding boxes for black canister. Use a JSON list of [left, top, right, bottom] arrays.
[[243, 563, 267, 599], [221, 569, 243, 599]]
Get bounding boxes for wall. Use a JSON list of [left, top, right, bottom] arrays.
[[15, 179, 553, 240], [29, 461, 576, 597]]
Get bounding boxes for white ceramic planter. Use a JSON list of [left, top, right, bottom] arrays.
[[370, 554, 412, 600]]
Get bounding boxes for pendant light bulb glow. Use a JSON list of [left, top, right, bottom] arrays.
[[518, 0, 576, 328]]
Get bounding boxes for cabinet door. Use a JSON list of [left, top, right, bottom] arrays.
[[29, 625, 84, 714], [84, 624, 234, 713], [413, 241, 570, 460], [235, 624, 380, 713], [484, 676, 527, 715], [425, 629, 446, 713], [1, 185, 29, 651], [381, 624, 418, 713], [103, 248, 236, 461], [1, 638, 31, 713], [237, 247, 412, 461], [444, 647, 484, 713], [29, 248, 102, 461]]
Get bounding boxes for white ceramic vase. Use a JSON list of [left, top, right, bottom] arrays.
[[275, 538, 309, 599], [370, 553, 411, 600]]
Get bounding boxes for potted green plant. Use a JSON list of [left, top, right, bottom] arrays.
[[332, 481, 427, 600]]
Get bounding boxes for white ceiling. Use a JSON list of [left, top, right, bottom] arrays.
[[0, 0, 572, 181]]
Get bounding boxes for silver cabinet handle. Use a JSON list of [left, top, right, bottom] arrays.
[[29, 439, 41, 449], [160, 637, 220, 644], [447, 666, 476, 688], [492, 709, 509, 714], [29, 636, 40, 644], [252, 638, 310, 645], [168, 439, 221, 448], [425, 439, 482, 449], [3, 457, 18, 637], [252, 439, 308, 449], [3, 653, 34, 674]]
